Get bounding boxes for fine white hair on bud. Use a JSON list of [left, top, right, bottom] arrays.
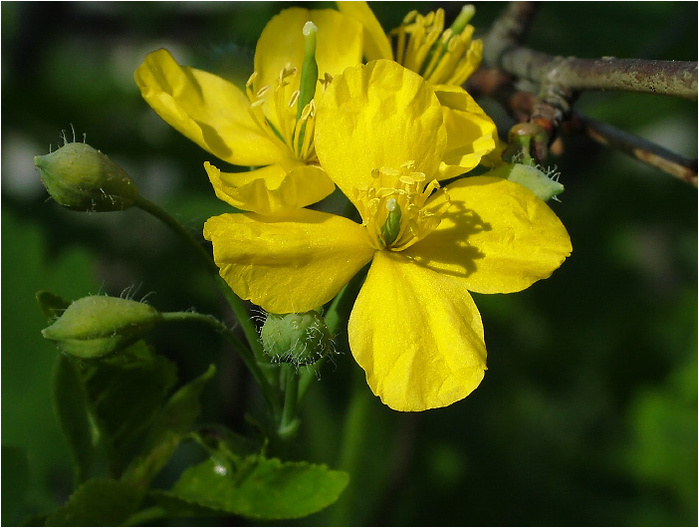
[[260, 311, 333, 367], [41, 295, 162, 359], [302, 21, 317, 36], [34, 142, 140, 212]]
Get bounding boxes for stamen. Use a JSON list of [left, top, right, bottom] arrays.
[[355, 162, 449, 251], [390, 5, 482, 86], [244, 45, 319, 163]]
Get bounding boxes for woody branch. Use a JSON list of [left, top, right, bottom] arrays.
[[476, 1, 698, 186]]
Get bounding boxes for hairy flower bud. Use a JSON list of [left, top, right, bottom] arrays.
[[42, 295, 162, 359], [490, 163, 564, 202], [260, 311, 333, 366], [34, 142, 139, 212]]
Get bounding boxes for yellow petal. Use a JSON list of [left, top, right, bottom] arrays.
[[315, 60, 446, 201], [433, 85, 498, 179], [135, 49, 285, 167], [336, 1, 394, 61], [254, 7, 363, 95], [349, 251, 487, 412], [205, 162, 335, 215], [203, 210, 375, 314], [405, 176, 572, 294]]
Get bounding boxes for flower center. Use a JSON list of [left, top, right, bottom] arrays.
[[246, 67, 317, 164], [353, 161, 451, 251], [391, 5, 482, 86]]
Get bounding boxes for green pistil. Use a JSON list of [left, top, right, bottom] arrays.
[[420, 4, 475, 78], [297, 21, 318, 121], [446, 4, 475, 45], [380, 199, 402, 247]]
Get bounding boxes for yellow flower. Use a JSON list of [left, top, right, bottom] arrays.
[[337, 1, 482, 86], [337, 1, 498, 177], [134, 8, 363, 215], [203, 60, 572, 411]]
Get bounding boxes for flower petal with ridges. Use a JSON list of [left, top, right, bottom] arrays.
[[255, 8, 363, 100], [203, 209, 375, 314], [435, 85, 499, 179], [205, 162, 335, 215], [135, 49, 285, 167], [348, 250, 487, 411], [404, 175, 573, 294], [335, 1, 393, 61], [315, 60, 446, 205]]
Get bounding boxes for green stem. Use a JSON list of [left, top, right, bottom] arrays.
[[132, 194, 217, 275], [277, 364, 300, 440], [329, 368, 374, 526], [132, 195, 267, 369], [297, 265, 369, 402], [324, 264, 369, 336], [161, 311, 280, 415]]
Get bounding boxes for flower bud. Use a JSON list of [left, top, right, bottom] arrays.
[[489, 163, 564, 202], [260, 311, 333, 366], [34, 142, 139, 212], [42, 295, 162, 359]]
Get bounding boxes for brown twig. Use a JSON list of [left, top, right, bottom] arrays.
[[482, 1, 540, 69], [571, 114, 699, 187], [468, 69, 699, 186], [495, 51, 698, 100], [479, 1, 698, 185], [483, 2, 698, 100]]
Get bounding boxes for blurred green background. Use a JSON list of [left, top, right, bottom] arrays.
[[2, 2, 696, 526]]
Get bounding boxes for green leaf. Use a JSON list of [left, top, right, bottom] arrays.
[[123, 364, 217, 486], [81, 342, 178, 475], [45, 479, 143, 526], [158, 456, 349, 520], [36, 290, 71, 320], [52, 355, 95, 485], [147, 364, 217, 447]]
